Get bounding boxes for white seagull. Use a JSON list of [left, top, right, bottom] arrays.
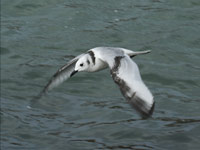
[[38, 47, 155, 118]]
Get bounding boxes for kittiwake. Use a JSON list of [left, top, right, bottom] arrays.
[[37, 47, 155, 118]]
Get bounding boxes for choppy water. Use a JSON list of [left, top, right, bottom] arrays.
[[1, 0, 200, 150]]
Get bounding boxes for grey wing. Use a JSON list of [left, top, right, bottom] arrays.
[[39, 53, 85, 96], [29, 54, 85, 108], [110, 55, 155, 118]]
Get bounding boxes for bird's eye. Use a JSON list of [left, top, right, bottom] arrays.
[[80, 63, 83, 67]]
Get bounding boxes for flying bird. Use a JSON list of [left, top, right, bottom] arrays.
[[37, 47, 155, 118]]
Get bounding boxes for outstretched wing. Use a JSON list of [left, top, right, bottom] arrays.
[[29, 53, 85, 108], [110, 55, 155, 118], [39, 53, 85, 96]]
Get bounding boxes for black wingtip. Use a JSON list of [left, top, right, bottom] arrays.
[[149, 101, 155, 116], [127, 96, 155, 119], [29, 89, 47, 109], [140, 101, 155, 119]]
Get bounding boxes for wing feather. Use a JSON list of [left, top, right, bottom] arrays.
[[29, 54, 85, 108], [110, 55, 155, 118], [40, 53, 85, 95]]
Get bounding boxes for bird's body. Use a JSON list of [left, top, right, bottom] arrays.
[[38, 47, 155, 118]]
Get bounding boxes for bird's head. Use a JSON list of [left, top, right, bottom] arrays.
[[70, 54, 93, 77], [75, 54, 92, 71]]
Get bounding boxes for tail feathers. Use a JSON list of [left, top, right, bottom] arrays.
[[129, 50, 151, 58], [122, 48, 151, 58]]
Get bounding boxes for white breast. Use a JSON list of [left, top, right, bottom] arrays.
[[88, 57, 108, 72]]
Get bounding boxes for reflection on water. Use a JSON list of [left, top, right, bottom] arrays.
[[1, 0, 200, 150]]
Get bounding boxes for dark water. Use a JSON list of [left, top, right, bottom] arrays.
[[1, 0, 200, 149]]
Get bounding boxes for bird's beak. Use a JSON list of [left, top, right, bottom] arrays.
[[70, 70, 78, 77]]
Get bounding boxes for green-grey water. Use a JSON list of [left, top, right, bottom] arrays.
[[1, 0, 200, 150]]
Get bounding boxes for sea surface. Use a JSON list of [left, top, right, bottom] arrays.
[[1, 0, 200, 150]]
